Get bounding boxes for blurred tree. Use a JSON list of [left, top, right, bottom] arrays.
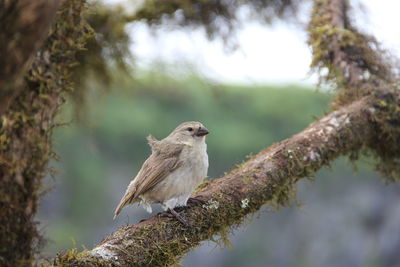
[[0, 0, 91, 266], [0, 0, 60, 116], [0, 0, 399, 266], [70, 0, 301, 117]]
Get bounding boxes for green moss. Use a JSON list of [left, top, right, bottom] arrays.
[[308, 0, 396, 107], [307, 0, 400, 183], [368, 92, 400, 182], [193, 180, 211, 194], [50, 248, 115, 267]]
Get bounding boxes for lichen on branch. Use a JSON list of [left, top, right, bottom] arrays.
[[308, 0, 400, 183]]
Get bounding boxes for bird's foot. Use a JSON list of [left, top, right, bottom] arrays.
[[157, 211, 173, 218], [167, 208, 189, 226], [157, 209, 189, 226], [187, 196, 207, 206]]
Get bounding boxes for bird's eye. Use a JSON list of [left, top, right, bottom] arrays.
[[187, 127, 193, 132]]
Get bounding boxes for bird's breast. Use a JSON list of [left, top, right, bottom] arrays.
[[182, 141, 208, 179], [144, 141, 208, 206]]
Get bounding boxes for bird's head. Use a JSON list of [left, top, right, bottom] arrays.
[[169, 121, 209, 142]]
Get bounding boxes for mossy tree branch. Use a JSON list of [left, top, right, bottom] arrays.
[[309, 0, 400, 180], [53, 0, 400, 266], [0, 0, 61, 116], [54, 91, 400, 266], [308, 0, 397, 106]]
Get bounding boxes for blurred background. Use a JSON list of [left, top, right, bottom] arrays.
[[37, 0, 400, 266]]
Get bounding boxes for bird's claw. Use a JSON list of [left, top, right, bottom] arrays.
[[187, 196, 207, 206], [166, 208, 189, 226], [158, 211, 174, 218]]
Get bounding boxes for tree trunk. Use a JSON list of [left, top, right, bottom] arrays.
[[0, 1, 90, 265], [0, 0, 61, 116]]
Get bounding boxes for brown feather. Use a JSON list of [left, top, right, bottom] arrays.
[[113, 141, 184, 219], [146, 135, 160, 152]]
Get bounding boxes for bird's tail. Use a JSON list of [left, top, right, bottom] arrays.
[[113, 183, 138, 220], [113, 200, 125, 220]]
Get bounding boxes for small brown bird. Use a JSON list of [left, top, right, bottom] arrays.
[[113, 121, 209, 224]]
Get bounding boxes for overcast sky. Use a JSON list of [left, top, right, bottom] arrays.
[[113, 0, 400, 85]]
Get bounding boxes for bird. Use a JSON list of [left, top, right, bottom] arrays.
[[113, 121, 209, 225]]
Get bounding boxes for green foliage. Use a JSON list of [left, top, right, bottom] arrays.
[[70, 0, 302, 108], [71, 1, 131, 108], [133, 0, 300, 42]]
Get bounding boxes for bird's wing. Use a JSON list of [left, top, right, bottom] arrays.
[[133, 142, 184, 198], [113, 142, 184, 219]]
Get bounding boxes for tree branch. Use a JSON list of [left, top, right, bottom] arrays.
[[309, 0, 400, 181], [0, 0, 61, 116], [327, 0, 363, 87], [51, 0, 400, 265], [53, 92, 400, 266], [309, 0, 396, 106], [49, 0, 400, 265]]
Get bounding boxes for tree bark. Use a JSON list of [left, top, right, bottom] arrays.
[[0, 1, 90, 266], [309, 0, 400, 180], [309, 0, 395, 106], [0, 0, 61, 116]]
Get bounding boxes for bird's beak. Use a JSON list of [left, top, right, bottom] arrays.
[[196, 127, 209, 137]]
